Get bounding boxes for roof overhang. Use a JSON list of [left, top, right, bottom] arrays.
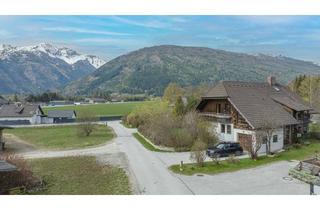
[[227, 98, 255, 129], [201, 96, 228, 100]]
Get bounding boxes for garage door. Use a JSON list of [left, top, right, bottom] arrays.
[[238, 133, 252, 142]]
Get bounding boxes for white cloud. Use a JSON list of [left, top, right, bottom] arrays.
[[111, 16, 170, 29], [169, 16, 189, 23], [73, 37, 149, 47], [256, 39, 292, 45], [42, 27, 131, 36], [0, 30, 11, 37], [238, 16, 305, 25]]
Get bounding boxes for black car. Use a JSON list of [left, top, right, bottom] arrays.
[[206, 142, 243, 158]]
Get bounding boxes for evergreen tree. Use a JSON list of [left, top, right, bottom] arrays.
[[174, 96, 185, 116]]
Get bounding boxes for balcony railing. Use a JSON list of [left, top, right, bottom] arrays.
[[199, 112, 231, 119]]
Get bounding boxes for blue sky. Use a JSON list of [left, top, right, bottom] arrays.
[[1, 16, 320, 62]]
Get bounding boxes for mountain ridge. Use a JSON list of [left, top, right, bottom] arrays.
[[0, 43, 106, 94], [64, 45, 320, 96]]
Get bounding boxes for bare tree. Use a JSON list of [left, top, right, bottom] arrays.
[[190, 139, 207, 167], [238, 134, 262, 160], [258, 119, 277, 154], [77, 110, 98, 137]]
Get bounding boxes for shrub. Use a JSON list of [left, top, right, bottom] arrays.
[[126, 101, 217, 150], [211, 155, 221, 165], [0, 153, 42, 194], [190, 140, 207, 167], [171, 128, 194, 149], [226, 154, 240, 164], [293, 143, 302, 149]]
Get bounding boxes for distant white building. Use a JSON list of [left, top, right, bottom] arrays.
[[49, 100, 74, 106], [85, 98, 106, 104]]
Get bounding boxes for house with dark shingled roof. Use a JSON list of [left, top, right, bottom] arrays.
[[0, 104, 44, 125], [196, 76, 313, 153]]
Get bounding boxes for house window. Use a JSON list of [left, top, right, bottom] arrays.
[[227, 125, 231, 134], [273, 135, 278, 143], [221, 124, 225, 133]]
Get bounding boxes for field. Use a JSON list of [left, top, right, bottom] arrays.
[[43, 101, 155, 118], [5, 125, 114, 150], [13, 157, 131, 195], [170, 140, 320, 175]]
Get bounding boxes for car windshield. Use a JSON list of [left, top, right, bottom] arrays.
[[216, 144, 225, 149]]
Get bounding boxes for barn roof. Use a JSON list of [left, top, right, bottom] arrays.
[[47, 110, 76, 118]]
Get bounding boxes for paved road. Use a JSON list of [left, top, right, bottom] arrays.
[[19, 120, 310, 195], [178, 161, 309, 195], [108, 121, 194, 194]]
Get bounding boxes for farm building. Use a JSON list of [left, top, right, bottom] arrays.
[[46, 110, 77, 123]]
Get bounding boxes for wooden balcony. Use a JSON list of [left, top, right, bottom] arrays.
[[199, 112, 231, 119]]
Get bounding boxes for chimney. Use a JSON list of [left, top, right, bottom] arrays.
[[267, 76, 276, 86]]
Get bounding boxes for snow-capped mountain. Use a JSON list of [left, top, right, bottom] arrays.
[[0, 43, 106, 94], [0, 43, 106, 68]]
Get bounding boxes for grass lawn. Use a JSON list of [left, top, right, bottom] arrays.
[[13, 157, 131, 195], [310, 123, 320, 132], [5, 125, 114, 150], [170, 140, 320, 176], [43, 101, 155, 118], [133, 132, 170, 152]]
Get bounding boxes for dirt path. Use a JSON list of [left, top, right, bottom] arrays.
[[3, 133, 37, 153]]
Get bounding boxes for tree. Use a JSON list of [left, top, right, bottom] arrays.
[[163, 83, 183, 104], [77, 110, 98, 137], [173, 96, 185, 116], [238, 133, 262, 160], [258, 119, 277, 154], [185, 95, 200, 112], [190, 139, 207, 167], [13, 93, 19, 102]]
